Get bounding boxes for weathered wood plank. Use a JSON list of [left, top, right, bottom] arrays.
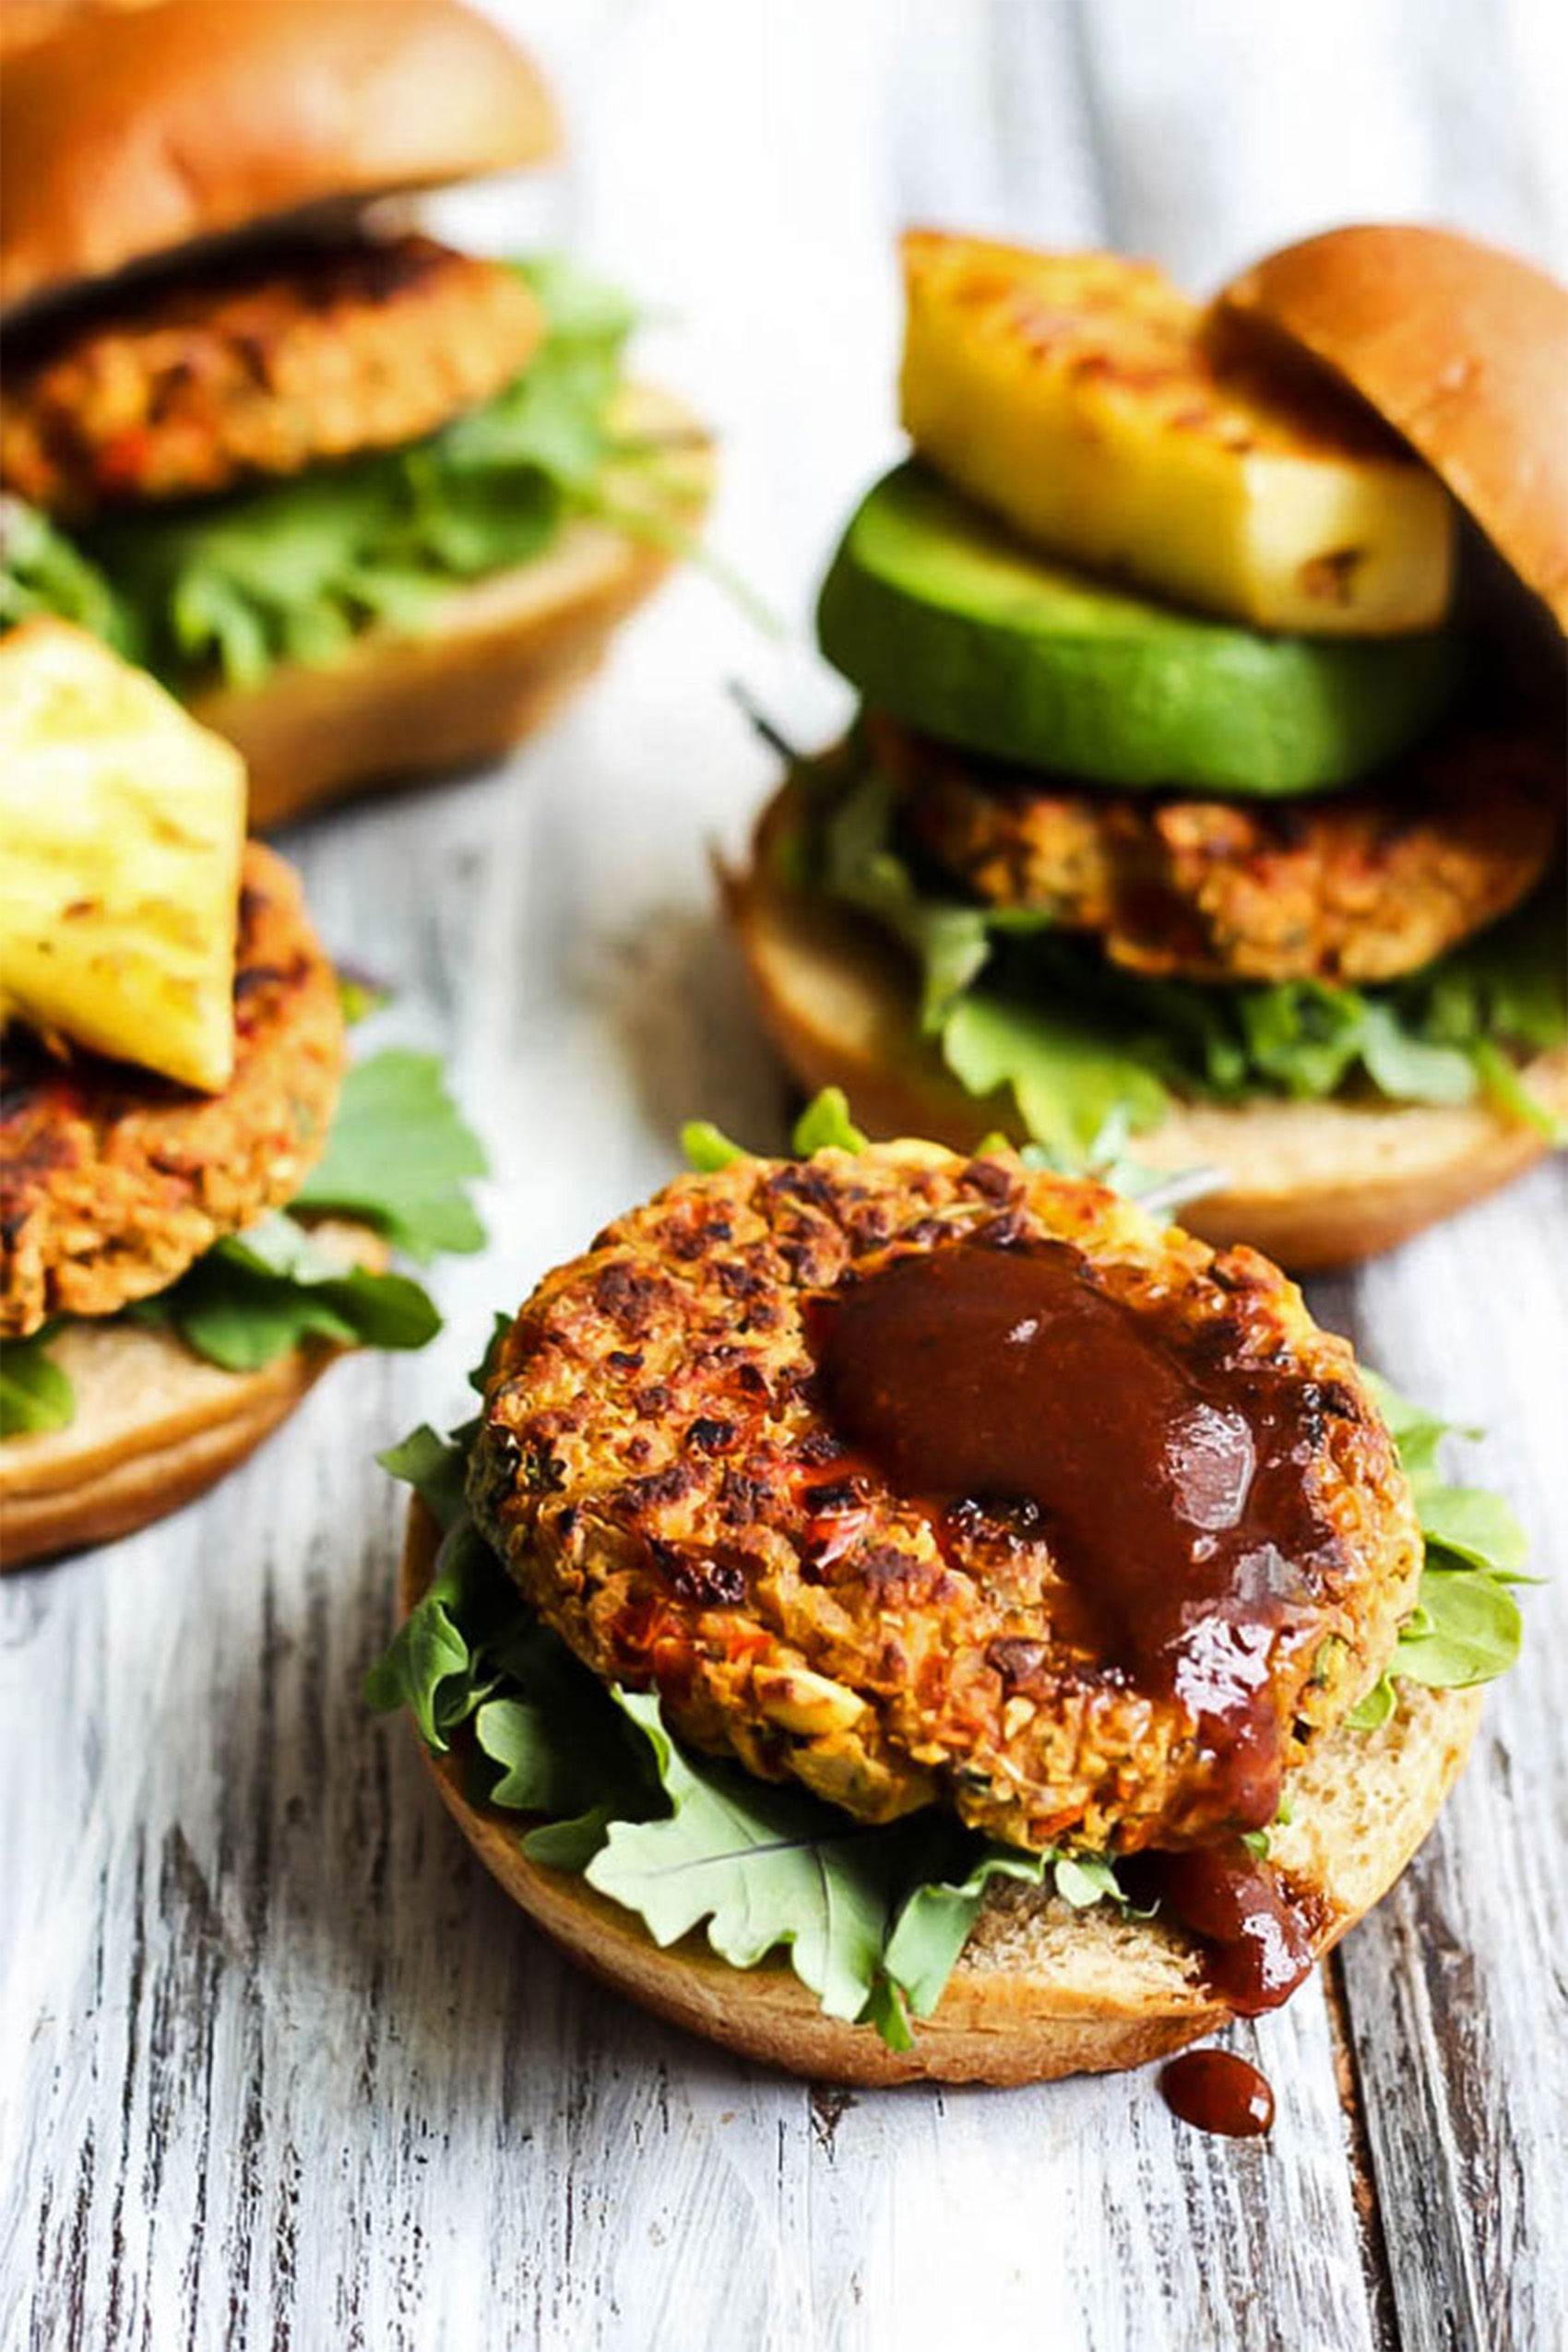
[[2, 6, 1563, 2347], [1317, 1170, 1568, 2352]]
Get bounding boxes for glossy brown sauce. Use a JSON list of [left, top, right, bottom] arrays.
[[1160, 2049, 1276, 2138], [809, 1240, 1340, 1830], [1136, 1838, 1317, 2014]]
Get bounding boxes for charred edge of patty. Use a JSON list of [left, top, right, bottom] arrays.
[[873, 715, 1563, 986], [0, 235, 544, 519], [466, 1146, 1421, 1856]]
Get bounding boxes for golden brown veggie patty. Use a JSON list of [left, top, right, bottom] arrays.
[[2, 842, 343, 1336], [0, 235, 542, 520], [876, 716, 1562, 985], [469, 1142, 1420, 1855]]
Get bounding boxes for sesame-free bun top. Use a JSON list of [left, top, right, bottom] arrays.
[[0, 0, 560, 315], [1219, 224, 1568, 632]]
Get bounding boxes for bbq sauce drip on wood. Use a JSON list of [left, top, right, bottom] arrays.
[[1160, 2049, 1275, 2138], [809, 1240, 1342, 1831]]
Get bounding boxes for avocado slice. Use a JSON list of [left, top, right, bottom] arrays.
[[817, 464, 1461, 794]]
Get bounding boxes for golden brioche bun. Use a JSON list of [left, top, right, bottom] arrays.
[[1, 1218, 381, 1567], [399, 1498, 1480, 2087], [727, 778, 1568, 1273], [0, 0, 558, 314], [186, 385, 712, 827], [1218, 224, 1568, 632]]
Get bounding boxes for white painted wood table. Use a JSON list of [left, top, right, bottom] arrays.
[[4, 5, 1565, 2346]]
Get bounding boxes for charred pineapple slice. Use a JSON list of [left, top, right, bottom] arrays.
[[0, 620, 245, 1090], [899, 232, 1455, 636]]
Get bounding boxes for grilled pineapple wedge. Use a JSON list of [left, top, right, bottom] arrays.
[[899, 231, 1455, 636], [0, 621, 245, 1091]]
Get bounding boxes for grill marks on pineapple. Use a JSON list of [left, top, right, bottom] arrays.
[[469, 1143, 1420, 1858], [0, 843, 344, 1336]]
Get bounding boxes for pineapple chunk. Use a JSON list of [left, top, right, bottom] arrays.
[[0, 621, 246, 1091], [899, 232, 1455, 636]]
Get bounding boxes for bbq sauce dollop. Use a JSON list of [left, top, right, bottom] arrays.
[[810, 1240, 1344, 1833], [1160, 2049, 1276, 2138]]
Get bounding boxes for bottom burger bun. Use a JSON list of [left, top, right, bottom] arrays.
[[727, 783, 1568, 1273], [399, 1498, 1480, 2089], [1, 1218, 383, 1568], [191, 386, 713, 829]]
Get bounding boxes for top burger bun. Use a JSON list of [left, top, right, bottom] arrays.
[[1219, 224, 1568, 633], [0, 0, 560, 315]]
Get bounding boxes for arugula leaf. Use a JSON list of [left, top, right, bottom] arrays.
[[791, 1088, 868, 1155], [5, 260, 640, 693], [1348, 1373, 1529, 1724], [294, 1050, 487, 1260], [802, 743, 1567, 1152], [683, 1090, 866, 1171], [587, 1692, 911, 2023], [681, 1119, 747, 1171], [377, 1312, 512, 1528], [1416, 1487, 1531, 1579], [378, 1423, 472, 1533], [0, 1323, 76, 1437], [337, 972, 390, 1027], [1393, 1570, 1523, 1689], [859, 1974, 917, 2052], [364, 1584, 473, 1750], [143, 1211, 441, 1371], [364, 1519, 492, 1748], [880, 1838, 1141, 2020], [881, 1839, 1048, 2016], [1361, 1370, 1472, 1479]]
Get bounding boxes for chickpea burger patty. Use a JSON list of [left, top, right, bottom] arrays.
[[0, 234, 543, 521], [2, 840, 344, 1336], [469, 1141, 1421, 1858], [879, 716, 1562, 987]]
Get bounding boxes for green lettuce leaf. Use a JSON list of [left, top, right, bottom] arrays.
[[3, 259, 640, 692], [790, 1087, 868, 1155], [0, 1322, 75, 1437], [294, 1049, 487, 1259], [682, 1090, 867, 1171], [943, 990, 1171, 1163], [0, 497, 126, 643], [880, 1836, 1152, 2023], [586, 1692, 918, 2023], [137, 1211, 441, 1371], [802, 745, 1567, 1154], [680, 1119, 748, 1171], [362, 1520, 504, 1750], [378, 1423, 472, 1535], [1348, 1374, 1527, 1725]]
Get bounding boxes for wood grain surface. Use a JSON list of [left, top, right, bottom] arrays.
[[3, 4, 1564, 2347]]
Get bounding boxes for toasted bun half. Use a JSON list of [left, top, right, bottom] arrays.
[[399, 1498, 1479, 2086], [0, 0, 559, 314], [1, 1218, 381, 1567], [187, 386, 713, 827], [1219, 225, 1568, 632], [727, 778, 1568, 1272]]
